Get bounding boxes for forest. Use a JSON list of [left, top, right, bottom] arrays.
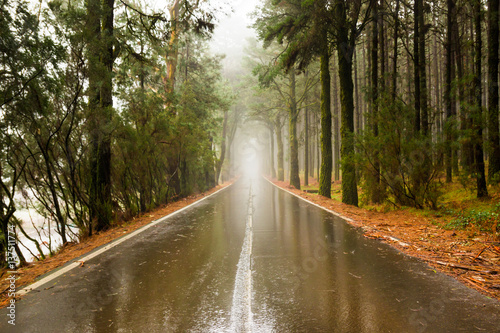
[[1, 0, 499, 269]]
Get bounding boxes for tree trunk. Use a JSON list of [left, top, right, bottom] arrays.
[[433, 17, 442, 144], [332, 58, 340, 181], [392, 0, 400, 99], [370, 2, 380, 203], [205, 137, 216, 190], [414, 0, 421, 134], [418, 0, 429, 136], [164, 0, 181, 195], [289, 70, 300, 189], [270, 124, 276, 178], [354, 47, 361, 136], [337, 27, 358, 207], [87, 0, 113, 233], [165, 0, 180, 109], [275, 119, 284, 181], [215, 111, 228, 185], [318, 29, 333, 198], [454, 18, 471, 171], [309, 109, 315, 178], [444, 0, 456, 183], [474, 0, 488, 198], [488, 0, 500, 181], [304, 75, 309, 186]]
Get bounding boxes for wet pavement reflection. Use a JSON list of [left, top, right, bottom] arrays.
[[1, 176, 499, 332]]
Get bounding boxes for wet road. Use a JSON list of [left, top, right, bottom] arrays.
[[2, 176, 499, 332]]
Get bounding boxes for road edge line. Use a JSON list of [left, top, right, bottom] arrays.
[[16, 182, 234, 297], [264, 177, 355, 223]]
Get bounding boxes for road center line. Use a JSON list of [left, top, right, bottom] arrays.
[[229, 183, 254, 332]]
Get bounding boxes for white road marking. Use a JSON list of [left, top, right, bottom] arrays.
[[16, 183, 234, 297], [229, 183, 254, 332], [264, 177, 355, 223]]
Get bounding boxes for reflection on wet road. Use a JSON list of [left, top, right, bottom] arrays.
[[2, 177, 499, 332]]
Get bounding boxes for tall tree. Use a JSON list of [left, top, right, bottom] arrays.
[[318, 28, 332, 197], [444, 0, 456, 183], [255, 0, 333, 197], [304, 70, 310, 186], [413, 0, 421, 134], [165, 0, 180, 106], [288, 69, 301, 189], [331, 0, 373, 206], [417, 0, 429, 136], [473, 0, 488, 198], [369, 0, 380, 203], [86, 0, 114, 232], [391, 0, 400, 99], [488, 0, 500, 182], [275, 117, 285, 181]]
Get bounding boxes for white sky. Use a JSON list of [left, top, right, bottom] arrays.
[[209, 0, 260, 75], [145, 0, 261, 75], [210, 0, 258, 53]]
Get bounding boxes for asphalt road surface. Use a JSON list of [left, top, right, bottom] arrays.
[[1, 176, 499, 332]]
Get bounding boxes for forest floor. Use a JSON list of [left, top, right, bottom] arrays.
[[0, 181, 233, 308], [271, 177, 500, 302]]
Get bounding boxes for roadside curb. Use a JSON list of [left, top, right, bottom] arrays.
[[264, 177, 355, 224], [16, 182, 234, 297]]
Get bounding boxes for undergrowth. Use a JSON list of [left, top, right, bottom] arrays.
[[444, 203, 500, 234]]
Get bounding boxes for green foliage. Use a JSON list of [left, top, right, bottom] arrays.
[[445, 205, 500, 234], [358, 93, 443, 209], [0, 0, 233, 264], [0, 0, 76, 266], [112, 27, 232, 215]]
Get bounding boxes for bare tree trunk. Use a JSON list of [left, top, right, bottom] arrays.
[[488, 0, 500, 181], [336, 11, 358, 207], [88, 0, 114, 233], [165, 0, 180, 108], [418, 0, 429, 137], [309, 109, 315, 178], [289, 70, 301, 189], [370, 2, 380, 203], [270, 124, 276, 178], [354, 47, 360, 135], [215, 111, 228, 185], [275, 119, 284, 181], [433, 17, 442, 144], [445, 0, 456, 183], [332, 58, 341, 182], [414, 0, 421, 134], [318, 28, 332, 198], [473, 0, 488, 197], [392, 0, 400, 99], [304, 72, 309, 186]]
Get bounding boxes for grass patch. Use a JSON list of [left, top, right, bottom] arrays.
[[444, 203, 500, 234]]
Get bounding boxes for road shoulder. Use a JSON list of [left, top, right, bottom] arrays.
[[267, 177, 500, 302], [0, 181, 234, 308]]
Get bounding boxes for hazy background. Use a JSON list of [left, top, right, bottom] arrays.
[[210, 0, 260, 76]]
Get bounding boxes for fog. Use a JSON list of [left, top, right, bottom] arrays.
[[209, 0, 269, 179], [14, 0, 267, 261], [210, 0, 260, 76]]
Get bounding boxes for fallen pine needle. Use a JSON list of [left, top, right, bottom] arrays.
[[472, 246, 489, 263], [433, 261, 496, 274], [464, 277, 493, 295]]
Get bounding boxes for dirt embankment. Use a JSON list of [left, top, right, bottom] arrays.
[[0, 181, 233, 308], [270, 179, 500, 302]]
